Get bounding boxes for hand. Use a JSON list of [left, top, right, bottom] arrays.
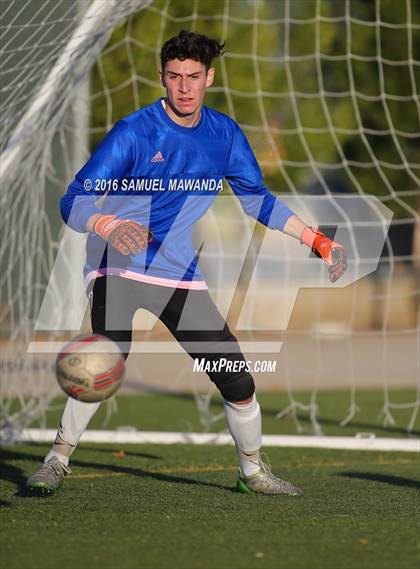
[[300, 227, 347, 283], [94, 215, 153, 256]]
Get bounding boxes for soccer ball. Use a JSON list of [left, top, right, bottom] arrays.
[[55, 334, 125, 402]]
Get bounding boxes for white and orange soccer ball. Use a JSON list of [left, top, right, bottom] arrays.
[[55, 334, 125, 402]]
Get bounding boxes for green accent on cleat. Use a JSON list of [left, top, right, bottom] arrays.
[[236, 457, 304, 497], [27, 481, 61, 496], [236, 476, 254, 495]]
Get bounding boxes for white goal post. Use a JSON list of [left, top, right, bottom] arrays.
[[0, 0, 419, 444]]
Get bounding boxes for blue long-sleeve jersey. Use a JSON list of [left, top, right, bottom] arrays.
[[61, 98, 295, 288]]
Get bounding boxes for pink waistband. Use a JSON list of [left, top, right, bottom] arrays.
[[85, 268, 208, 290]]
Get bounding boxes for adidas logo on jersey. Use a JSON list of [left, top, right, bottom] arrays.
[[151, 151, 164, 163]]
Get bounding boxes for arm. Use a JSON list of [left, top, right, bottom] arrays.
[[60, 120, 132, 232], [284, 215, 347, 283], [226, 124, 346, 282], [282, 214, 307, 239], [86, 213, 102, 233], [225, 124, 295, 232], [61, 121, 151, 255]]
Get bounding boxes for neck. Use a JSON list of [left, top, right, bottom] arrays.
[[163, 98, 201, 128]]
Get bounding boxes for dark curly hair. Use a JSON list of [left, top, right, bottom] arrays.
[[161, 30, 225, 71]]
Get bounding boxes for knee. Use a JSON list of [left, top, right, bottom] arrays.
[[215, 372, 255, 402]]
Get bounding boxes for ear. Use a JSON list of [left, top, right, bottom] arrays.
[[205, 67, 215, 88], [159, 70, 165, 88]]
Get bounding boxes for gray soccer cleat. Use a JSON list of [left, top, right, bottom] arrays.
[[236, 456, 303, 496], [26, 456, 71, 496]]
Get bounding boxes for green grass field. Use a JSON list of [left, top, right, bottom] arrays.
[[39, 389, 420, 437], [1, 390, 419, 569]]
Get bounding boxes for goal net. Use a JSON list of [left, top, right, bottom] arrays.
[[1, 0, 419, 443]]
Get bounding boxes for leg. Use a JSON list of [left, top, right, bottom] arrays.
[[27, 277, 137, 494], [45, 399, 101, 465], [90, 275, 136, 359], [156, 288, 302, 496], [50, 276, 135, 461], [156, 288, 262, 476]]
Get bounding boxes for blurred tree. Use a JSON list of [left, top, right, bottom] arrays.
[[90, 0, 419, 218], [279, 0, 420, 218]]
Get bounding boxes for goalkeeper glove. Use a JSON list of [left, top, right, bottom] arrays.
[[94, 215, 152, 256], [300, 227, 347, 283]]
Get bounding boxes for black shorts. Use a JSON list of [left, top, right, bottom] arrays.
[[90, 276, 254, 398]]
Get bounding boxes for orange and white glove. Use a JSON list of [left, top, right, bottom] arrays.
[[94, 215, 153, 256], [300, 227, 347, 283]]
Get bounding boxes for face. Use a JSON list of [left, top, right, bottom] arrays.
[[160, 58, 215, 117]]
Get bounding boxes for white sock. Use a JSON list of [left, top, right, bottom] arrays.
[[45, 450, 70, 467], [224, 394, 262, 477], [45, 397, 101, 465]]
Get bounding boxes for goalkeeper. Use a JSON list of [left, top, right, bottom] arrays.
[[27, 30, 347, 496]]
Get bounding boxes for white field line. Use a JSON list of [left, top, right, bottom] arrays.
[[18, 429, 420, 452], [26, 341, 284, 353]]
